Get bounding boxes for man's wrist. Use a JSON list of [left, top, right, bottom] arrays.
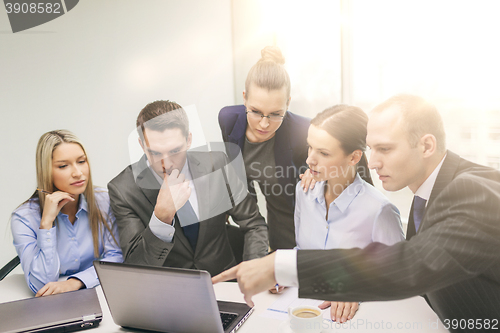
[[150, 212, 176, 243], [154, 210, 174, 225]]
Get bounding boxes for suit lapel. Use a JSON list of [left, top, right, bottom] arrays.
[[227, 107, 247, 151], [188, 152, 211, 220], [134, 155, 161, 208], [427, 151, 461, 207], [274, 112, 294, 209], [417, 151, 461, 234]]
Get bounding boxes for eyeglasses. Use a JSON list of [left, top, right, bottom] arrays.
[[246, 110, 284, 122]]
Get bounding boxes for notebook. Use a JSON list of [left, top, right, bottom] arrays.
[[94, 261, 253, 333], [0, 287, 102, 333]]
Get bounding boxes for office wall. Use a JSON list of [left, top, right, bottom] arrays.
[[0, 0, 235, 267]]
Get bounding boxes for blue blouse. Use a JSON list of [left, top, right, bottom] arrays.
[[295, 174, 405, 250], [11, 189, 123, 293]]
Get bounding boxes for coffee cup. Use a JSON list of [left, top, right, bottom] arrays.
[[288, 305, 323, 333]]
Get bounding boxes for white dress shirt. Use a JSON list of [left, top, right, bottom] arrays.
[[275, 155, 446, 287], [294, 174, 404, 250], [147, 159, 199, 242], [414, 154, 447, 203], [11, 190, 123, 293]]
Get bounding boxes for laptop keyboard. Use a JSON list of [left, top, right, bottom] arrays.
[[220, 312, 238, 330]]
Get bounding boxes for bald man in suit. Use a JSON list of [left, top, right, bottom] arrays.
[[214, 95, 500, 330]]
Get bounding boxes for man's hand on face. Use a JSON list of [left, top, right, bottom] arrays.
[[154, 167, 191, 224]]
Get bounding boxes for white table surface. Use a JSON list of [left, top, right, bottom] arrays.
[[0, 268, 448, 333]]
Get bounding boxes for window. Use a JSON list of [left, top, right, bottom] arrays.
[[232, 0, 500, 225], [349, 0, 500, 219]]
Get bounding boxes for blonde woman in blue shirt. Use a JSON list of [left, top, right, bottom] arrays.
[[11, 130, 122, 296], [294, 105, 404, 322]]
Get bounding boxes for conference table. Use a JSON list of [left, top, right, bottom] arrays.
[[1, 268, 448, 333]]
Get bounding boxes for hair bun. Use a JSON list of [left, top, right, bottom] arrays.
[[260, 46, 285, 65]]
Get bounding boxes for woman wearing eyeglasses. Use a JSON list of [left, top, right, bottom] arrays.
[[218, 46, 310, 253]]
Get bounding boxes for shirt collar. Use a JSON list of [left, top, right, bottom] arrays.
[[309, 180, 326, 204], [333, 174, 364, 213], [77, 194, 88, 215], [309, 173, 364, 213], [58, 194, 87, 217], [414, 153, 447, 201]]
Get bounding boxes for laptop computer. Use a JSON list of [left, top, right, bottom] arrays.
[[94, 261, 253, 333], [0, 288, 102, 333]]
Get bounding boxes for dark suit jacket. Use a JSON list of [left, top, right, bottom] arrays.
[[108, 151, 268, 277], [296, 151, 500, 327], [405, 152, 478, 240], [218, 105, 310, 249]]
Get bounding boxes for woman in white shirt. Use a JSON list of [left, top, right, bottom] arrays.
[[294, 105, 405, 322]]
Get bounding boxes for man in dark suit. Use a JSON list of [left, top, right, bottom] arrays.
[[108, 100, 268, 277], [213, 95, 500, 329]]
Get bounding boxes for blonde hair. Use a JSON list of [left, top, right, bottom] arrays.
[[31, 130, 117, 257], [245, 46, 291, 99]]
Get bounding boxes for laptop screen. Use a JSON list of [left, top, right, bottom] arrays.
[[94, 261, 251, 333]]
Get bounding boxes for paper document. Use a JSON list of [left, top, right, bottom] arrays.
[[260, 287, 330, 321]]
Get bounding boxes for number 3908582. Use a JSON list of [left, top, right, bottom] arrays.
[[443, 319, 498, 330], [5, 2, 61, 14]]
